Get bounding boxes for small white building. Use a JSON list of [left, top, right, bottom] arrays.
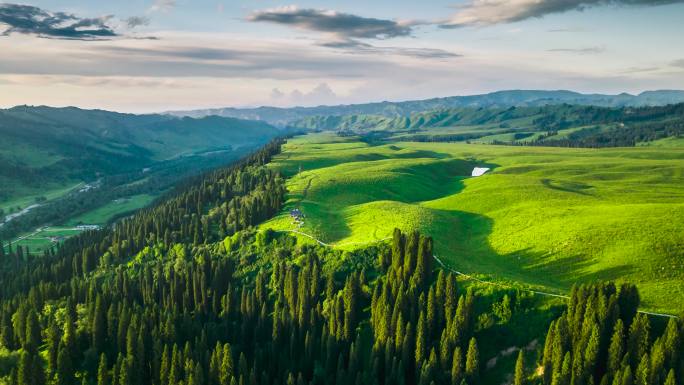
[[471, 167, 490, 177]]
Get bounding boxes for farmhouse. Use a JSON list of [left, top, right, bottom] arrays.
[[76, 224, 101, 231]]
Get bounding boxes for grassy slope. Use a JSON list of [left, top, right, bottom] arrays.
[[65, 193, 157, 226], [262, 133, 684, 313]]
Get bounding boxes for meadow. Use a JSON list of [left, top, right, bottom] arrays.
[[65, 193, 157, 226], [262, 133, 684, 313]]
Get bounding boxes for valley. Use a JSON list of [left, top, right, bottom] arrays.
[[0, 106, 283, 254]]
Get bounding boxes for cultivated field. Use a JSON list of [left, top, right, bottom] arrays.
[[263, 133, 684, 313]]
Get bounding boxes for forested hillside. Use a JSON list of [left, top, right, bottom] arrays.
[[0, 140, 681, 385], [291, 103, 684, 148], [0, 106, 281, 245], [0, 106, 279, 195]]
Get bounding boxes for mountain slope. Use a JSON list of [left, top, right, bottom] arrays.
[[0, 106, 282, 243], [292, 103, 684, 147], [0, 106, 279, 200], [168, 89, 684, 125]]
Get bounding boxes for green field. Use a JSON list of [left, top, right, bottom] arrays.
[[262, 133, 684, 313], [4, 194, 158, 255], [4, 227, 83, 255], [65, 193, 157, 226], [0, 181, 84, 215]]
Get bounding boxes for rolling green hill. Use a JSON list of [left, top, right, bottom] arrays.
[[261, 133, 684, 313]]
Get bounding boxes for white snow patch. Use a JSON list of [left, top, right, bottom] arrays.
[[471, 167, 490, 177]]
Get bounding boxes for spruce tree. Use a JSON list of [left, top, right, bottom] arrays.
[[93, 294, 106, 354], [514, 349, 525, 385], [465, 338, 479, 383], [451, 347, 463, 385], [98, 354, 110, 385], [607, 319, 625, 376], [663, 369, 676, 385]]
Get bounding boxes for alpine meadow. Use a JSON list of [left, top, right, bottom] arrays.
[[1, 2, 684, 385]]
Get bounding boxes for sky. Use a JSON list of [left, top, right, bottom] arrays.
[[0, 0, 683, 112]]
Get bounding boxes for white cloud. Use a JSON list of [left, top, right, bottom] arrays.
[[441, 0, 684, 28], [149, 0, 176, 13]]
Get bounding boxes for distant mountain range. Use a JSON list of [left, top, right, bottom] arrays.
[[167, 89, 684, 126]]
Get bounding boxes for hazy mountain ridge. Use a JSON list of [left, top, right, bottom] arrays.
[[167, 89, 684, 126]]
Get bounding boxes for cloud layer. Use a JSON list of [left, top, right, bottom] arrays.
[[0, 3, 117, 40], [248, 6, 413, 39], [441, 0, 684, 28], [548, 46, 606, 54], [149, 0, 177, 13], [319, 39, 459, 59]]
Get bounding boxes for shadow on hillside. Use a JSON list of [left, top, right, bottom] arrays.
[[393, 149, 452, 160], [541, 179, 595, 196], [428, 207, 635, 292]]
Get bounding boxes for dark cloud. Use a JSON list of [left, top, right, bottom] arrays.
[[248, 6, 413, 39], [672, 59, 684, 68], [547, 46, 606, 54], [125, 16, 150, 29], [319, 39, 460, 59], [0, 3, 117, 40], [441, 0, 684, 28]]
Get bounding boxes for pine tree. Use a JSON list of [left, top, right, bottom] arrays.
[[98, 354, 110, 385], [620, 365, 633, 385], [584, 325, 601, 377], [649, 340, 666, 385], [663, 369, 676, 385], [46, 321, 60, 377], [628, 315, 650, 368], [661, 318, 681, 372], [221, 343, 234, 385], [57, 341, 75, 385], [451, 347, 463, 385], [17, 350, 32, 385], [635, 353, 649, 385], [465, 338, 479, 383], [415, 312, 427, 367], [23, 310, 41, 353], [607, 319, 625, 376], [514, 349, 525, 385], [93, 294, 106, 354]]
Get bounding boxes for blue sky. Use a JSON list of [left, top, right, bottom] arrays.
[[0, 0, 683, 112]]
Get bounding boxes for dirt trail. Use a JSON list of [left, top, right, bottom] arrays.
[[432, 255, 677, 319]]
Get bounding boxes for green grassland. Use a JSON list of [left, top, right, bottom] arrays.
[[262, 133, 684, 313], [4, 194, 158, 255], [0, 181, 84, 214], [4, 227, 82, 255], [65, 193, 157, 226]]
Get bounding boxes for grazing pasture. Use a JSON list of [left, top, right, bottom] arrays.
[[262, 133, 684, 313]]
